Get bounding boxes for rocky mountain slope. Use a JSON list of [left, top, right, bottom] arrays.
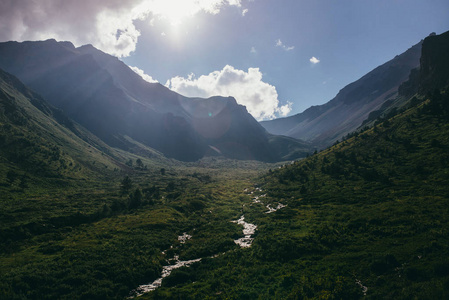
[[260, 38, 423, 149], [0, 67, 126, 182], [128, 30, 449, 299], [0, 40, 310, 162]]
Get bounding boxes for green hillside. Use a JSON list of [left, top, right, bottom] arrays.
[[0, 68, 122, 181], [0, 68, 273, 299], [136, 31, 449, 298], [130, 87, 449, 300], [1, 32, 448, 299]]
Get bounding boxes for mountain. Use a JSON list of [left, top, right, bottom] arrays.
[[260, 38, 423, 149], [363, 30, 449, 126], [418, 31, 449, 92], [247, 31, 449, 299], [0, 67, 126, 183], [1, 31, 449, 300], [0, 40, 310, 162]]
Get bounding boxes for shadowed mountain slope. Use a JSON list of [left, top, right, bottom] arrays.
[[261, 38, 423, 149], [0, 67, 126, 181], [247, 31, 449, 300], [120, 31, 449, 300], [0, 40, 310, 162]]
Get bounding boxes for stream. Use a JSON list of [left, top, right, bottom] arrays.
[[265, 203, 286, 213], [130, 214, 259, 298], [231, 215, 257, 248], [130, 256, 202, 297], [129, 187, 284, 297], [250, 189, 286, 214]]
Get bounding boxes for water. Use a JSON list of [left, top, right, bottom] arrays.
[[129, 233, 198, 298], [265, 203, 286, 214], [130, 256, 201, 297], [130, 188, 264, 297], [248, 188, 286, 214], [178, 232, 192, 244], [232, 215, 257, 248]]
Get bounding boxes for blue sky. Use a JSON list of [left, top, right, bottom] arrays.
[[1, 0, 449, 119]]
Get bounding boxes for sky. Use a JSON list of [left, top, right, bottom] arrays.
[[1, 0, 449, 120]]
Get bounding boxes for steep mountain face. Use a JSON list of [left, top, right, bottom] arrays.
[[0, 67, 122, 180], [419, 31, 449, 92], [0, 40, 310, 162], [261, 39, 423, 149], [255, 33, 449, 298]]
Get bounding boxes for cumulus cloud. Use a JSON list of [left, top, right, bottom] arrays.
[[165, 65, 292, 120], [129, 66, 158, 83], [310, 56, 320, 64], [0, 0, 243, 57], [242, 9, 249, 16], [275, 39, 295, 51], [279, 101, 293, 117]]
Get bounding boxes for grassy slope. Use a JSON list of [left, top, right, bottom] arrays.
[[2, 69, 449, 299], [138, 90, 449, 299], [0, 67, 277, 299], [0, 158, 270, 299]]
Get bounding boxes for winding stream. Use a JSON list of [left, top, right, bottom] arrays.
[[129, 186, 277, 297], [129, 215, 259, 298], [231, 215, 257, 248], [130, 256, 202, 297], [250, 189, 286, 214], [265, 203, 286, 214]]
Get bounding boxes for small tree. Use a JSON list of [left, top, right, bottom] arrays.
[[125, 159, 133, 167], [160, 168, 166, 175], [129, 188, 143, 209], [120, 176, 133, 195], [166, 181, 175, 192], [136, 159, 144, 170], [6, 170, 18, 185], [19, 176, 28, 189]]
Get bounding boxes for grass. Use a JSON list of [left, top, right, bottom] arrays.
[[136, 89, 449, 299], [1, 65, 449, 299], [0, 157, 271, 299]]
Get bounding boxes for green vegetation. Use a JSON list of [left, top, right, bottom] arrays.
[[135, 89, 449, 299], [1, 56, 449, 298], [0, 158, 271, 299]]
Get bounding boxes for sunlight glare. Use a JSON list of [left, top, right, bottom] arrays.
[[136, 0, 223, 26]]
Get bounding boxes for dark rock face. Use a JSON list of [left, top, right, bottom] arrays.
[[419, 31, 449, 93]]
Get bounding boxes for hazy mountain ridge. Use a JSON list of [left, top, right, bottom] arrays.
[[261, 38, 423, 149], [247, 31, 449, 299], [122, 31, 449, 299], [1, 30, 449, 300], [0, 39, 311, 162], [0, 67, 125, 181]]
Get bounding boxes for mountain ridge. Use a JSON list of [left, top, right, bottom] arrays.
[[0, 39, 311, 162], [0, 67, 126, 181], [260, 38, 424, 149]]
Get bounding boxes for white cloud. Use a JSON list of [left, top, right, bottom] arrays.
[[250, 46, 257, 53], [275, 39, 295, 51], [0, 0, 243, 57], [279, 101, 293, 117], [310, 56, 320, 64], [129, 66, 159, 83], [165, 65, 292, 120], [242, 8, 249, 16]]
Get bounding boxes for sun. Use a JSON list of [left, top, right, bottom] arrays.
[[136, 0, 221, 26]]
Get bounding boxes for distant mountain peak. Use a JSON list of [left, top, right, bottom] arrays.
[[0, 39, 310, 162], [261, 37, 423, 149]]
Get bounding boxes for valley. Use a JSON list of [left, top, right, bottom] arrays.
[[0, 28, 448, 300]]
